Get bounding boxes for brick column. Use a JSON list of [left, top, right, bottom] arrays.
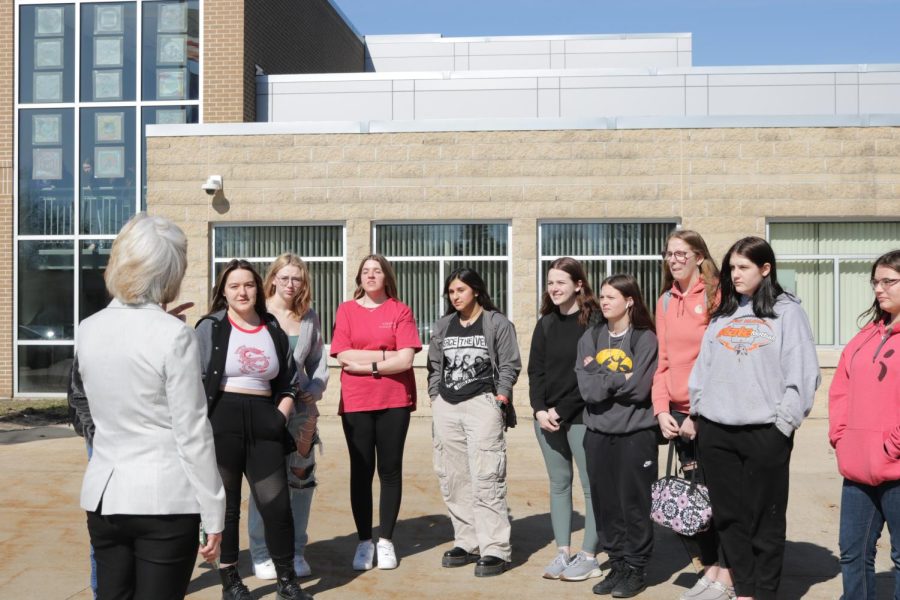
[[0, 0, 16, 398]]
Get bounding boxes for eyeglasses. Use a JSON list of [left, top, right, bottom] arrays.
[[276, 276, 303, 286], [871, 277, 900, 290], [661, 250, 694, 263]]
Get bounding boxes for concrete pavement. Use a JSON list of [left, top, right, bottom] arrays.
[[0, 414, 880, 599]]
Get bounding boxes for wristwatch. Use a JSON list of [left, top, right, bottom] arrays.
[[371, 362, 379, 376]]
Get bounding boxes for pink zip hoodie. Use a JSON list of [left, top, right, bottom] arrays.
[[829, 320, 900, 486], [652, 278, 712, 416]]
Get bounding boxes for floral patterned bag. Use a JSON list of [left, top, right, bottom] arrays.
[[650, 440, 712, 536]]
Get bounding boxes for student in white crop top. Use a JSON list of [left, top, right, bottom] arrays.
[[195, 259, 312, 600]]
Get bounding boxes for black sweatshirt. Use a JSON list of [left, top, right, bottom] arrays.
[[528, 310, 588, 425]]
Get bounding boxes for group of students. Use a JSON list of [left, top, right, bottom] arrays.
[[69, 212, 900, 600]]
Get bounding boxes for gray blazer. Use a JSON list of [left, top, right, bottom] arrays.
[[75, 300, 225, 534]]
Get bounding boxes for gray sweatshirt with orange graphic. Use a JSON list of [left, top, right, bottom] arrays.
[[688, 293, 820, 436]]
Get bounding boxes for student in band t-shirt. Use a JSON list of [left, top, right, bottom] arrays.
[[427, 267, 522, 578]]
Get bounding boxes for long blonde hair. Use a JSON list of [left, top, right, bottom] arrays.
[[660, 229, 720, 320], [263, 253, 312, 318]]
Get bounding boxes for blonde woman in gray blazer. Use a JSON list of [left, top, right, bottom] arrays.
[[75, 213, 225, 599]]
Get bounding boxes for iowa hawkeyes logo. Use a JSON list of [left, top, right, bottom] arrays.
[[595, 348, 634, 373]]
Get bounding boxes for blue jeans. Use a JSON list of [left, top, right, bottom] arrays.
[[839, 479, 900, 600], [86, 441, 98, 599]]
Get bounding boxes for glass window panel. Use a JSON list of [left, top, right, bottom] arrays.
[[18, 108, 75, 235], [779, 260, 834, 345], [839, 260, 876, 344], [771, 222, 900, 256], [80, 3, 137, 102], [212, 225, 345, 343], [80, 107, 137, 234], [611, 259, 666, 310], [214, 225, 343, 259], [378, 223, 508, 257], [393, 260, 441, 345], [540, 222, 675, 257], [18, 240, 75, 342], [18, 345, 74, 394], [80, 239, 113, 323], [141, 105, 199, 205], [18, 4, 76, 103], [141, 1, 200, 101]]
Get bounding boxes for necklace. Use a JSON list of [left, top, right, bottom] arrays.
[[459, 306, 483, 327], [608, 324, 630, 350]]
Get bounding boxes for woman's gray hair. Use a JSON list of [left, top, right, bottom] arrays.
[[105, 213, 187, 305]]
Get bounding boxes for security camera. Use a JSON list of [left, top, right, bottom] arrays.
[[201, 175, 223, 195]]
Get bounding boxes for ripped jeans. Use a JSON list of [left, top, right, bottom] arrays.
[[432, 392, 511, 561]]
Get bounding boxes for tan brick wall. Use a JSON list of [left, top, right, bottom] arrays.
[[147, 126, 900, 415], [0, 0, 15, 399], [205, 0, 364, 123]]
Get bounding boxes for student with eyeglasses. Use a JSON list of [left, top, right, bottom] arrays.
[[830, 249, 900, 600], [653, 230, 734, 600], [689, 237, 820, 600], [246, 254, 329, 582]]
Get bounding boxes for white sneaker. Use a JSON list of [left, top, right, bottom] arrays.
[[252, 558, 277, 580], [376, 538, 398, 570], [294, 555, 311, 578], [352, 540, 375, 570]]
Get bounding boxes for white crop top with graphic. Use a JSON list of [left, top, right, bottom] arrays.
[[221, 319, 279, 392]]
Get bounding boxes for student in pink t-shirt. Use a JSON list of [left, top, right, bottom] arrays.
[[330, 254, 422, 572]]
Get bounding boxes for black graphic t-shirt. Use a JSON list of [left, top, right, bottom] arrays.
[[439, 314, 494, 403]]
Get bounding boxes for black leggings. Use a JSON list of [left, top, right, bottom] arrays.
[[341, 407, 411, 541], [210, 391, 294, 565], [87, 510, 199, 600]]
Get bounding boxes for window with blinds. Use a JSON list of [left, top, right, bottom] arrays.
[[374, 223, 510, 344], [539, 221, 677, 312], [770, 221, 900, 346], [212, 224, 344, 343]]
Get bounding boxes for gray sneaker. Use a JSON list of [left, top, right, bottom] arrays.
[[541, 550, 571, 580], [559, 551, 603, 581]]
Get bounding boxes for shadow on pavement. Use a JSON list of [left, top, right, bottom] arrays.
[[0, 425, 77, 445]]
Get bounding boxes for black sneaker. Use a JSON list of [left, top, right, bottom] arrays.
[[474, 555, 509, 577], [441, 546, 480, 568], [592, 565, 625, 595], [611, 565, 646, 598]]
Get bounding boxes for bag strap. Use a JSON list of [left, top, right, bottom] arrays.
[[665, 440, 677, 477]]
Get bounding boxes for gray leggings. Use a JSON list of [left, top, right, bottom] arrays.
[[534, 420, 600, 553]]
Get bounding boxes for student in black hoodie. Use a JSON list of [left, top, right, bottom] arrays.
[[529, 257, 605, 582], [575, 274, 659, 598]]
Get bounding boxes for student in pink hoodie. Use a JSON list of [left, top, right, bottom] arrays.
[[830, 248, 900, 600], [652, 230, 733, 600]]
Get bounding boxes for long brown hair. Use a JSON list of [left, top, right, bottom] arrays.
[[660, 229, 720, 319], [264, 253, 312, 318], [352, 254, 399, 300], [208, 259, 267, 317], [860, 249, 900, 327], [600, 274, 655, 333], [540, 257, 601, 327]]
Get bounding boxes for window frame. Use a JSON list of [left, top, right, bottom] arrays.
[[13, 0, 204, 396], [210, 221, 347, 347], [372, 220, 514, 338], [767, 217, 899, 349], [537, 218, 679, 313]]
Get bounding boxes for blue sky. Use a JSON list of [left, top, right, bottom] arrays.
[[334, 0, 900, 66]]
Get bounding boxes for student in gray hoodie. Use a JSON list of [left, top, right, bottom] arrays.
[[689, 237, 820, 600], [575, 274, 659, 598]]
